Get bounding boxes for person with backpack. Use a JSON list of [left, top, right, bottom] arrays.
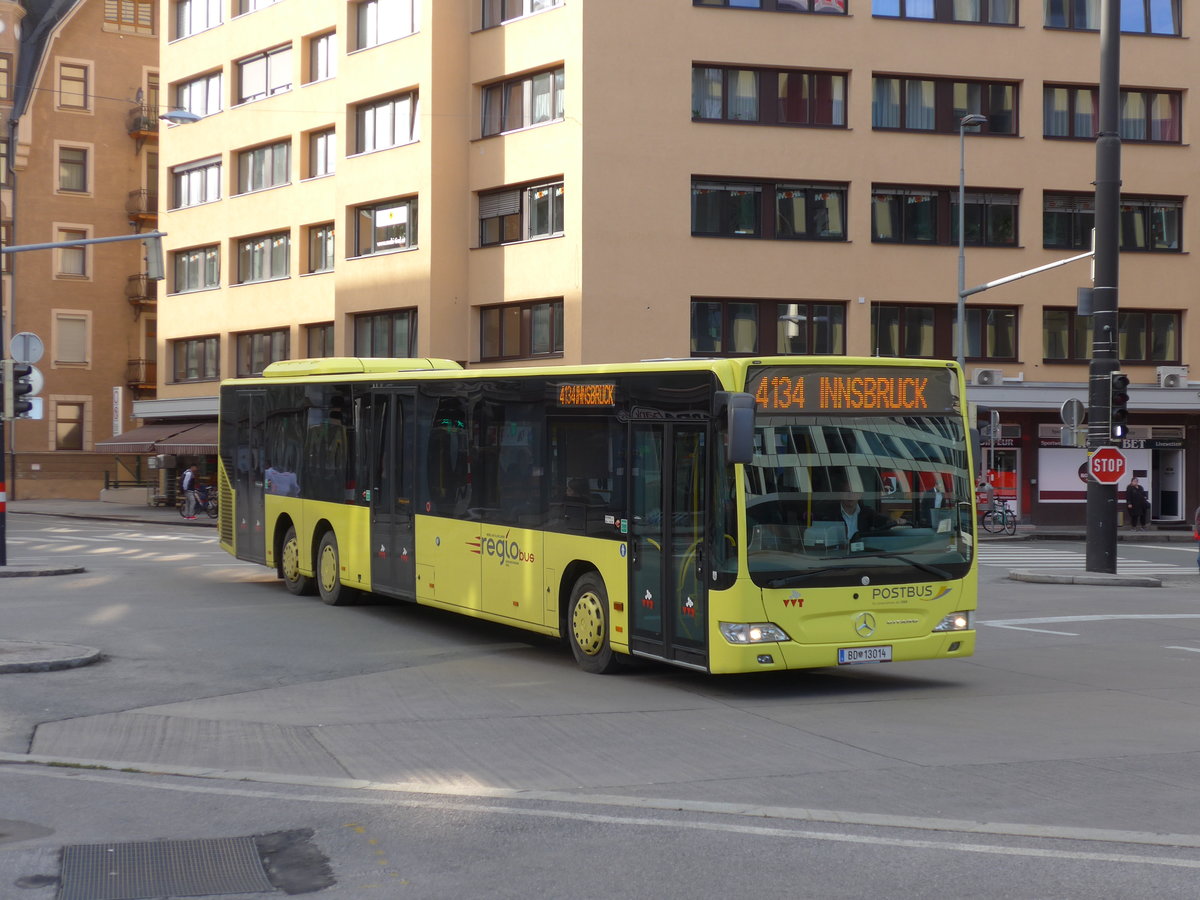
[[180, 465, 200, 519]]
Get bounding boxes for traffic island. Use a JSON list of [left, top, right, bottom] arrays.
[[0, 640, 102, 673], [0, 565, 85, 578], [1008, 569, 1161, 587]]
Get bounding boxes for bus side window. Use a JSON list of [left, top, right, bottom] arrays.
[[426, 398, 469, 517]]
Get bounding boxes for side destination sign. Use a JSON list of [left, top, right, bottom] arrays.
[[746, 366, 956, 415]]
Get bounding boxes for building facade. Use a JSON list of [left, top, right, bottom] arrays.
[[2, 0, 159, 499], [146, 0, 1198, 525]]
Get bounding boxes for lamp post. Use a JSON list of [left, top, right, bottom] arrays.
[[957, 113, 988, 370]]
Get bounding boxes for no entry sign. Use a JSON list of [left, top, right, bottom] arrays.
[[1089, 446, 1127, 485]]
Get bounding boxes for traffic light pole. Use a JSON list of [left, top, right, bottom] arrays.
[[1085, 0, 1121, 574]]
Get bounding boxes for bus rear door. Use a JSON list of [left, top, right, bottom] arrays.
[[629, 423, 709, 670], [368, 389, 417, 599]]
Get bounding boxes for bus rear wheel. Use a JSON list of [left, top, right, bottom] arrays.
[[567, 573, 621, 674], [281, 526, 315, 596], [316, 531, 357, 606]]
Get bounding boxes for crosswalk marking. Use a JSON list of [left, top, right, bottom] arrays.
[[978, 546, 1191, 574]]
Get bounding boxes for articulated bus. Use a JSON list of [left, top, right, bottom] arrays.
[[217, 356, 977, 674]]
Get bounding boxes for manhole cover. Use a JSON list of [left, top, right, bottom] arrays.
[[59, 836, 274, 900]]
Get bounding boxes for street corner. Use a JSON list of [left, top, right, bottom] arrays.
[[0, 640, 102, 674], [0, 566, 85, 578]]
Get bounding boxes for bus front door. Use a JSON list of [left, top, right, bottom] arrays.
[[629, 423, 709, 670], [368, 390, 416, 599]]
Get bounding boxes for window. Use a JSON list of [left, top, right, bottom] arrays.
[[237, 45, 292, 103], [691, 299, 846, 356], [306, 322, 335, 357], [354, 309, 416, 356], [355, 0, 417, 49], [307, 32, 336, 83], [872, 0, 1014, 23], [355, 197, 417, 255], [105, 0, 155, 34], [58, 147, 88, 192], [355, 91, 418, 153], [872, 185, 1018, 246], [308, 129, 336, 177], [872, 76, 1015, 134], [171, 157, 221, 208], [479, 180, 564, 245], [0, 54, 12, 100], [58, 63, 89, 110], [237, 141, 290, 193], [177, 72, 222, 118], [307, 223, 335, 273], [237, 232, 290, 283], [237, 0, 281, 12], [483, 0, 564, 27], [692, 179, 848, 240], [55, 402, 86, 451], [0, 222, 10, 273], [870, 303, 1016, 361], [1044, 308, 1179, 363], [0, 139, 8, 186], [692, 0, 846, 13], [236, 328, 289, 376], [480, 299, 563, 360], [173, 245, 220, 292], [1045, 85, 1180, 142], [1046, 0, 1178, 33], [175, 0, 220, 38], [482, 68, 564, 136], [173, 336, 220, 382], [692, 66, 845, 126], [57, 228, 88, 276], [1044, 192, 1180, 252], [54, 312, 90, 364]]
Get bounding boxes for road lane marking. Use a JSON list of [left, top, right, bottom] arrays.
[[989, 624, 1080, 635], [1165, 646, 1200, 654]]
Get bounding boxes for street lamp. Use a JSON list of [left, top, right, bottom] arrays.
[[159, 108, 202, 125], [957, 113, 988, 370]]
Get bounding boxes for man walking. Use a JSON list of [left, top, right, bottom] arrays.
[[181, 465, 200, 520]]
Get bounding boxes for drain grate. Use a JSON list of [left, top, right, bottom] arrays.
[[60, 836, 275, 900]]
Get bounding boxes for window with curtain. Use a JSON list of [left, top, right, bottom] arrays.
[[355, 91, 418, 153], [307, 224, 335, 273], [874, 0, 1013, 21], [693, 65, 846, 126], [306, 323, 335, 358], [691, 299, 846, 356], [354, 309, 416, 356], [173, 245, 220, 292], [482, 67, 564, 136], [177, 72, 222, 118], [874, 185, 1019, 246], [872, 75, 1016, 133], [308, 129, 336, 177], [1045, 192, 1181, 252], [483, 0, 565, 28], [355, 197, 417, 255], [58, 147, 88, 192], [175, 0, 220, 38], [237, 141, 289, 193], [691, 0, 846, 14], [1043, 308, 1179, 363], [306, 32, 336, 83], [172, 337, 220, 382], [480, 299, 564, 360], [58, 63, 89, 109], [237, 45, 291, 103], [355, 0, 417, 49], [57, 228, 88, 276], [55, 402, 85, 450], [237, 232, 290, 282], [54, 313, 89, 364], [171, 157, 221, 208], [236, 328, 289, 376]]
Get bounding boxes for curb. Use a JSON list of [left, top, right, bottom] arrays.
[[1008, 569, 1162, 587], [0, 566, 86, 578], [0, 640, 102, 673]]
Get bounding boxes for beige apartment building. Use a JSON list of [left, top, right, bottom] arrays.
[[2, 0, 159, 499], [140, 0, 1198, 525]]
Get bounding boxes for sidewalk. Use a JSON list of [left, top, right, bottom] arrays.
[[6, 498, 217, 528]]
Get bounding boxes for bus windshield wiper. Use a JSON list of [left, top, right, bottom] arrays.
[[869, 553, 953, 580], [766, 567, 845, 588]]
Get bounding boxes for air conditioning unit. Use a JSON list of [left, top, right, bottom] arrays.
[[1156, 365, 1188, 388], [971, 368, 1003, 386]]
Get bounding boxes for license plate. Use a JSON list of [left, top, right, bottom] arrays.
[[838, 645, 893, 665]]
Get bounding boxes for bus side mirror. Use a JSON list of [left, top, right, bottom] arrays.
[[716, 392, 755, 465]]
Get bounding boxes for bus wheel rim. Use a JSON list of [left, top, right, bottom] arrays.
[[282, 537, 300, 582], [319, 544, 337, 592], [572, 590, 605, 656]]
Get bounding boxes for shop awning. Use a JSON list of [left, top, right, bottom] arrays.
[[154, 423, 218, 455], [95, 422, 200, 453]]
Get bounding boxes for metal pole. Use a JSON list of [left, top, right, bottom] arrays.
[[957, 124, 967, 370], [1085, 0, 1121, 574]]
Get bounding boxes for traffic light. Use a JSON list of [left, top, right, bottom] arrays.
[[1109, 371, 1130, 440], [143, 234, 164, 280], [3, 359, 36, 420]]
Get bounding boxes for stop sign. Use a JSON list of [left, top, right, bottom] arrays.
[[1089, 447, 1127, 485]]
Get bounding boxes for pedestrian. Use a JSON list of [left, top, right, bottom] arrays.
[[1194, 503, 1200, 573], [180, 465, 200, 519], [1125, 477, 1149, 531]]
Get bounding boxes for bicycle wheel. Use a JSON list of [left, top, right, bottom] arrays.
[[1003, 511, 1017, 535], [981, 511, 1000, 534], [206, 498, 218, 518]]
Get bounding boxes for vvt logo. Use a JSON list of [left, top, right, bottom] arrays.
[[468, 530, 536, 567], [782, 592, 804, 608]]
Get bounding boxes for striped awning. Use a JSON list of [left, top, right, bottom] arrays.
[[96, 422, 217, 454], [154, 423, 218, 455]]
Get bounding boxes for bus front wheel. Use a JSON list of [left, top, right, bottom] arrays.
[[567, 573, 621, 674], [316, 531, 356, 606], [281, 526, 315, 596]]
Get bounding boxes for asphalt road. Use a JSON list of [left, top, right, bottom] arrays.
[[2, 516, 1200, 899]]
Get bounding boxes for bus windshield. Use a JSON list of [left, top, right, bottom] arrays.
[[744, 414, 973, 589]]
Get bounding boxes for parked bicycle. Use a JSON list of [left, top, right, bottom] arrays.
[[180, 484, 218, 519], [981, 498, 1016, 535]]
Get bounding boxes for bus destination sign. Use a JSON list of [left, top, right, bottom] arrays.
[[557, 383, 617, 407], [746, 366, 955, 415]]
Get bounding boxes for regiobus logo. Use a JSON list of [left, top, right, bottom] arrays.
[[468, 530, 536, 567]]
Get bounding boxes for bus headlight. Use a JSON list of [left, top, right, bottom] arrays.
[[932, 611, 973, 632], [719, 622, 790, 644]]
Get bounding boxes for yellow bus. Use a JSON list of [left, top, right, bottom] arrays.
[[217, 356, 976, 674]]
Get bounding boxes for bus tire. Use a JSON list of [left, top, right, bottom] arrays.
[[567, 572, 621, 674], [316, 530, 356, 606], [281, 525, 315, 596]]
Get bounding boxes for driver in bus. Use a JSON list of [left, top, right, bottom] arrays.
[[816, 471, 907, 542]]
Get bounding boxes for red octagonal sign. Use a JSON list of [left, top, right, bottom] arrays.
[[1090, 446, 1127, 485]]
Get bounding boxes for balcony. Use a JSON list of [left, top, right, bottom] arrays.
[[126, 273, 158, 318], [126, 189, 158, 225], [126, 358, 157, 396], [127, 104, 158, 153]]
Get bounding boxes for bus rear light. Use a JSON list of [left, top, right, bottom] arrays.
[[933, 611, 973, 632], [719, 622, 790, 645]]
